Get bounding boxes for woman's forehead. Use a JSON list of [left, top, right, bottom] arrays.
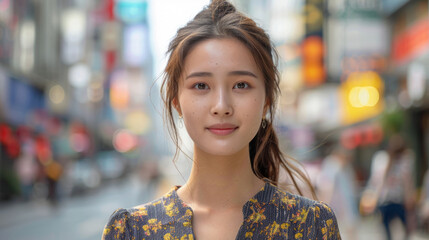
[[182, 38, 261, 76]]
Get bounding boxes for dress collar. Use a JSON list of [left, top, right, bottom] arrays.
[[167, 181, 277, 220], [242, 181, 277, 219]]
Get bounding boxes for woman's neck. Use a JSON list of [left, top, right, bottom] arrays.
[[177, 146, 265, 210]]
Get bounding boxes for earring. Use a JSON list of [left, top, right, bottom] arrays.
[[262, 117, 267, 128], [178, 115, 183, 128]]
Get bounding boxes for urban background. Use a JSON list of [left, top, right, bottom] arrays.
[[0, 0, 428, 239]]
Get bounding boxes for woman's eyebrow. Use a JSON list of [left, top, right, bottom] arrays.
[[228, 70, 257, 78], [185, 70, 257, 79], [186, 72, 212, 79]]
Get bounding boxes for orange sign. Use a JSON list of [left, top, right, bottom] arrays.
[[302, 36, 325, 87], [392, 18, 429, 64]]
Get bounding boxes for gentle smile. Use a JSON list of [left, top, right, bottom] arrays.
[[207, 124, 238, 136]]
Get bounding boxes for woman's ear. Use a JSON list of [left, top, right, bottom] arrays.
[[172, 98, 182, 116], [263, 98, 270, 116]]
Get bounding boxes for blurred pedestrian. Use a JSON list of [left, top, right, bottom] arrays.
[[360, 149, 388, 216], [102, 1, 341, 239], [14, 137, 38, 200], [363, 134, 416, 240], [317, 144, 360, 239], [35, 134, 63, 205]]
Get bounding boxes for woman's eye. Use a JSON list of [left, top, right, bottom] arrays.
[[234, 82, 249, 89], [193, 83, 208, 90]]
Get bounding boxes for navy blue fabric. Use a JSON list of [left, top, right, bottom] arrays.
[[102, 182, 342, 239]]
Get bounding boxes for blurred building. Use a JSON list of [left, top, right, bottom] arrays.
[[0, 0, 428, 205], [386, 0, 429, 186], [0, 0, 165, 200], [235, 0, 429, 191]]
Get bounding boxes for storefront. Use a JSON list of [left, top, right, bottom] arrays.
[[389, 0, 429, 185]]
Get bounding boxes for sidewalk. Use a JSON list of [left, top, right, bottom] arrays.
[[0, 174, 158, 240], [342, 214, 429, 240]]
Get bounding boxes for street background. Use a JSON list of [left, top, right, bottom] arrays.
[[1, 0, 429, 239]]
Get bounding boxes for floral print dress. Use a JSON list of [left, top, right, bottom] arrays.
[[102, 182, 341, 239]]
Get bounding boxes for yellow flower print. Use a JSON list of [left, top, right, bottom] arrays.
[[321, 226, 327, 235], [113, 219, 126, 233], [102, 184, 342, 240], [281, 223, 290, 230], [165, 201, 179, 217], [180, 234, 194, 240], [314, 206, 321, 218], [321, 202, 333, 212], [131, 207, 148, 218], [249, 198, 258, 204], [268, 221, 280, 235], [163, 233, 173, 240], [178, 209, 193, 224], [103, 227, 111, 236], [291, 208, 310, 224], [292, 227, 304, 239], [298, 208, 309, 224], [248, 207, 266, 223], [183, 221, 191, 227], [149, 219, 162, 233], [185, 209, 192, 216], [142, 219, 162, 236], [143, 224, 151, 236], [281, 196, 297, 209]]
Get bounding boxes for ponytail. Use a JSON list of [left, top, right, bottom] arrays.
[[251, 122, 317, 199]]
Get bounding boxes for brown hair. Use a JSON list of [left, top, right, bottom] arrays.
[[161, 0, 316, 198]]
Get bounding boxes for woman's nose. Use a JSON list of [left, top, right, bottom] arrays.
[[210, 88, 233, 116]]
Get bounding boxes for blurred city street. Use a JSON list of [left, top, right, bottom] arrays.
[[1, 0, 429, 239], [0, 173, 161, 240], [0, 172, 428, 240]]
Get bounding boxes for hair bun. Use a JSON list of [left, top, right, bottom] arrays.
[[210, 0, 236, 21]]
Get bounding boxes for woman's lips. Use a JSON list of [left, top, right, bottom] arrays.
[[207, 123, 238, 136]]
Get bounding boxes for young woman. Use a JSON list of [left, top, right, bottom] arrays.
[[103, 1, 341, 239]]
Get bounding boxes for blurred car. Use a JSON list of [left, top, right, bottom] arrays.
[[95, 151, 127, 180], [67, 158, 101, 195]]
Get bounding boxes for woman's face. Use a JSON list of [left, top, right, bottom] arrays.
[[176, 38, 266, 157]]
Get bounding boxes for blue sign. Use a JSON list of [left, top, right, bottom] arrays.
[[115, 0, 148, 23], [6, 77, 45, 124]]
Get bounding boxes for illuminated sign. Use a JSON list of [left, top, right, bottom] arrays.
[[392, 18, 429, 65], [340, 71, 384, 124], [115, 0, 148, 23], [341, 124, 384, 149], [303, 0, 325, 87]]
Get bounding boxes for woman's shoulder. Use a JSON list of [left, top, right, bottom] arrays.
[[102, 189, 176, 239], [268, 183, 328, 209], [110, 196, 165, 219], [266, 183, 340, 226], [245, 183, 342, 239]]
